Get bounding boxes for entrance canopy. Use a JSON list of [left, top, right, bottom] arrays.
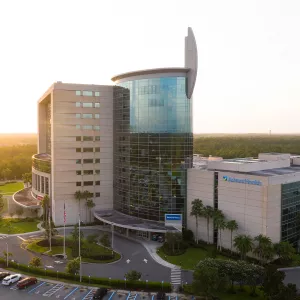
[[94, 210, 178, 233]]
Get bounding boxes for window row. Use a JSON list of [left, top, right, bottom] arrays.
[[76, 159, 100, 164], [76, 102, 100, 108], [76, 125, 100, 130], [76, 91, 101, 97], [76, 136, 100, 141], [76, 181, 100, 186], [76, 147, 100, 153], [75, 113, 100, 119], [76, 170, 100, 175]]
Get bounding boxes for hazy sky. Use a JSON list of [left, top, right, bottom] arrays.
[[1, 0, 300, 134]]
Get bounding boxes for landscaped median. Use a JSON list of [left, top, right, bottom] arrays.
[[0, 258, 171, 292], [26, 236, 121, 263]]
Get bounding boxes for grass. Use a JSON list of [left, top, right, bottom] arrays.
[[0, 182, 24, 195], [215, 286, 264, 300], [0, 218, 39, 234], [0, 196, 8, 214], [157, 246, 229, 270], [27, 238, 121, 263]]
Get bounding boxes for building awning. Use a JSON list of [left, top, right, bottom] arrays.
[[94, 210, 178, 233]]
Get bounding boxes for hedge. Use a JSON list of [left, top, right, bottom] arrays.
[[0, 258, 171, 292]]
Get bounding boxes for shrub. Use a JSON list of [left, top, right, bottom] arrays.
[[182, 229, 194, 242]]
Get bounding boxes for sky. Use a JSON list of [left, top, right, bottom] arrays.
[[0, 0, 300, 134]]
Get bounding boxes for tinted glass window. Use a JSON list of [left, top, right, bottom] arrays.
[[83, 91, 93, 96], [82, 103, 93, 108], [95, 102, 100, 107], [76, 91, 81, 96], [82, 114, 93, 119]]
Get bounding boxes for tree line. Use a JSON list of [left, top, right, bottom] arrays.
[[194, 134, 300, 158]]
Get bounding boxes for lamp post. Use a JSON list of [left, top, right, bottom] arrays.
[[79, 214, 82, 282], [5, 243, 8, 267], [44, 268, 46, 276], [146, 279, 148, 290], [111, 223, 114, 250], [89, 275, 90, 284], [124, 278, 127, 289], [57, 271, 58, 280], [161, 281, 164, 291]]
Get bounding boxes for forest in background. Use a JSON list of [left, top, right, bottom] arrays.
[[1, 133, 300, 179]]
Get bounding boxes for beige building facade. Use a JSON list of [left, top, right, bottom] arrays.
[[32, 82, 114, 225]]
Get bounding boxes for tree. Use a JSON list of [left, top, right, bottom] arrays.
[[22, 173, 32, 187], [2, 168, 12, 181], [16, 207, 24, 218], [253, 234, 274, 264], [227, 220, 238, 253], [125, 270, 142, 281], [86, 234, 99, 244], [213, 209, 225, 251], [202, 205, 214, 244], [233, 234, 253, 260], [44, 219, 58, 241], [29, 256, 42, 267], [276, 283, 299, 300], [41, 194, 50, 226], [86, 199, 95, 223], [82, 190, 93, 223], [66, 257, 80, 274], [193, 263, 228, 300], [70, 224, 84, 257], [74, 190, 82, 220], [261, 265, 285, 299], [274, 241, 296, 264], [165, 231, 177, 254], [100, 233, 111, 250], [190, 199, 203, 244], [3, 250, 12, 261], [0, 194, 4, 211]]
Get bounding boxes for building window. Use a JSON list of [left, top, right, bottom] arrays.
[[95, 136, 100, 141], [83, 148, 93, 152], [83, 125, 93, 130], [95, 114, 100, 119], [76, 125, 81, 129], [83, 91, 93, 96], [83, 159, 93, 164], [76, 136, 81, 141], [83, 136, 93, 141], [95, 181, 100, 185], [94, 125, 100, 130], [76, 182, 81, 186], [76, 170, 81, 175], [95, 147, 100, 152], [95, 92, 101, 97], [76, 113, 81, 118], [82, 113, 93, 119], [95, 192, 100, 197], [95, 159, 100, 163], [76, 148, 81, 152], [95, 170, 100, 174], [83, 181, 93, 186], [82, 103, 93, 108], [76, 159, 81, 164], [76, 102, 81, 107], [95, 102, 100, 107], [76, 91, 81, 96], [83, 170, 93, 175]]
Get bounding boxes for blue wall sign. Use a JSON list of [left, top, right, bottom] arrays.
[[223, 175, 262, 186], [165, 214, 182, 221]]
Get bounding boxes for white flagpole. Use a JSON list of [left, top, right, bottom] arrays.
[[78, 213, 82, 282], [49, 206, 52, 252], [63, 201, 66, 258]]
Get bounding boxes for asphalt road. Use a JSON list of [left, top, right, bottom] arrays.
[[0, 228, 193, 283]]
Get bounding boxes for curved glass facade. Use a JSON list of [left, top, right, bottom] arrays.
[[113, 76, 193, 222]]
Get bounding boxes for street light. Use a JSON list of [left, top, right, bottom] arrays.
[[44, 268, 46, 276], [5, 243, 8, 267], [161, 281, 164, 291], [109, 277, 111, 286], [146, 280, 148, 289], [57, 271, 58, 280], [124, 278, 127, 289], [89, 275, 90, 284]]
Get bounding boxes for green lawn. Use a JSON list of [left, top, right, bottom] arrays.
[[215, 287, 264, 300], [27, 238, 121, 263], [0, 196, 8, 214], [157, 247, 229, 270], [0, 182, 24, 195], [0, 218, 39, 234]]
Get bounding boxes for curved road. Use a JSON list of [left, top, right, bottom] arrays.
[[0, 228, 193, 283]]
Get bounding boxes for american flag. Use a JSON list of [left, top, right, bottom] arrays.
[[64, 202, 66, 223]]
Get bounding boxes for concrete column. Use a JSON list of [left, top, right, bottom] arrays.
[[126, 228, 129, 237], [148, 232, 151, 241]]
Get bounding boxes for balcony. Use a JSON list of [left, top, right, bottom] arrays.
[[32, 153, 51, 173], [13, 187, 42, 209]]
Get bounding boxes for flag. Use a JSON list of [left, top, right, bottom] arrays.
[[64, 202, 66, 223]]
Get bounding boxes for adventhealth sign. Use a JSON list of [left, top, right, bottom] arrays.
[[165, 214, 182, 221], [223, 175, 262, 186]]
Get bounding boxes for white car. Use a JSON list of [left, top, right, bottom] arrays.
[[2, 274, 21, 286]]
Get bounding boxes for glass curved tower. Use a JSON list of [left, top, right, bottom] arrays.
[[112, 28, 198, 224]]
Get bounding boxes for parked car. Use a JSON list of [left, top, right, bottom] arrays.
[[156, 292, 166, 300], [0, 272, 10, 280], [93, 287, 108, 299], [2, 274, 22, 286], [17, 277, 37, 289]]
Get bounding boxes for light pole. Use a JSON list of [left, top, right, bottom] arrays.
[[111, 223, 114, 251], [161, 280, 164, 291], [146, 279, 148, 290], [57, 271, 58, 280], [78, 214, 82, 282], [5, 243, 8, 267]]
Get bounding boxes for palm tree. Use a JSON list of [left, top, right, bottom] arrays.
[[202, 205, 214, 244], [253, 234, 274, 263], [190, 199, 204, 244], [233, 234, 253, 260], [74, 190, 82, 219], [86, 199, 96, 223], [41, 194, 50, 226], [227, 220, 238, 253], [274, 241, 295, 263], [82, 190, 93, 223], [214, 211, 226, 251]]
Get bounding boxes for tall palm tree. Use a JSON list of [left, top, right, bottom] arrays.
[[74, 190, 82, 219], [86, 199, 96, 223], [190, 199, 204, 244], [41, 194, 50, 226], [227, 220, 238, 253], [202, 205, 214, 244], [274, 241, 295, 263], [82, 190, 93, 223], [253, 234, 274, 264], [233, 234, 253, 260], [214, 211, 226, 251]]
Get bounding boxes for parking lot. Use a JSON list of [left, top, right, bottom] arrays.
[[0, 278, 186, 300]]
